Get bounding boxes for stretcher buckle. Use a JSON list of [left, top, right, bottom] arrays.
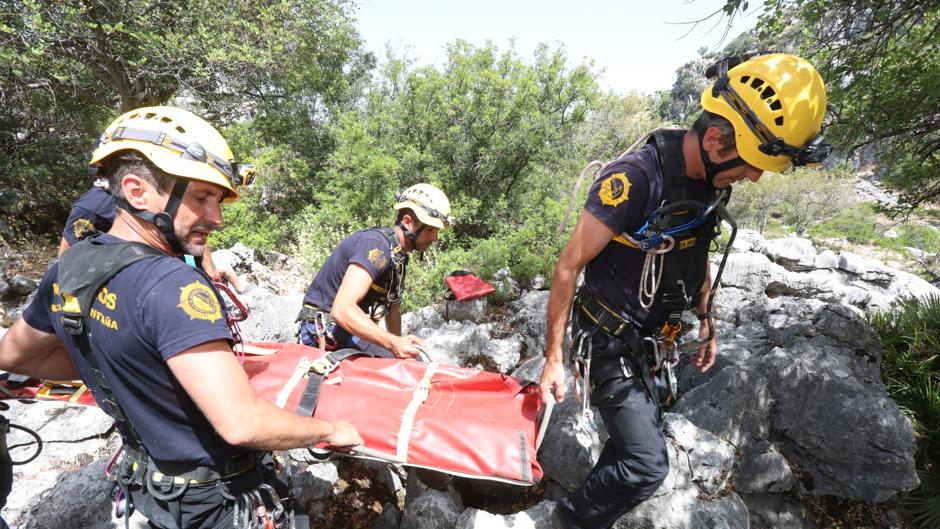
[[310, 358, 339, 376]]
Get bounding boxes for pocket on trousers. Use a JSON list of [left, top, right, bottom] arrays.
[[589, 357, 634, 407]]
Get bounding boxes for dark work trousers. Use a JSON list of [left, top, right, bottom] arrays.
[[556, 315, 669, 529], [125, 453, 292, 529]]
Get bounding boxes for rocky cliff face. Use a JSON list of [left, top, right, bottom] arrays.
[[1, 232, 930, 529]]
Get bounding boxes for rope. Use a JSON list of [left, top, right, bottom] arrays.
[[638, 237, 674, 308]]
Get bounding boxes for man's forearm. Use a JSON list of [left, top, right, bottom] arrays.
[[698, 261, 712, 316], [545, 263, 580, 364]]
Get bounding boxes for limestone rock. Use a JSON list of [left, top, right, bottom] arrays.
[[672, 366, 772, 448], [443, 298, 486, 323], [455, 500, 555, 529]]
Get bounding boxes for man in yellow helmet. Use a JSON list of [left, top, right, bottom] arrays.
[[0, 106, 361, 528], [297, 183, 454, 358], [539, 54, 829, 529]]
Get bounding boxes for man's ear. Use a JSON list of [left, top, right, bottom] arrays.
[[402, 213, 419, 232], [702, 126, 726, 152], [121, 173, 152, 210]]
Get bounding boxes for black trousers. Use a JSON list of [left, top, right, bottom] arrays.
[[125, 453, 292, 529], [557, 317, 669, 529]]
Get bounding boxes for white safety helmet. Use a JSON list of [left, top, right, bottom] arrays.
[[394, 183, 455, 229]]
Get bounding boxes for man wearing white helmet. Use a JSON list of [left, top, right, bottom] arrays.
[[297, 183, 454, 358], [0, 106, 361, 528]]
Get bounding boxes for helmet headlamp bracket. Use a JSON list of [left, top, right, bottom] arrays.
[[98, 126, 253, 190]]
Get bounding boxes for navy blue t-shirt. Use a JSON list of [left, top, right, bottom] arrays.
[[583, 143, 702, 330], [23, 234, 241, 467], [62, 185, 115, 245], [303, 228, 401, 316]]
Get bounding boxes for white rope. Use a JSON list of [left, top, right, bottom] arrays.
[[636, 235, 674, 308]]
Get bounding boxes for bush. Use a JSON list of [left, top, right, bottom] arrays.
[[728, 164, 855, 235], [897, 222, 940, 254], [870, 295, 940, 529], [808, 202, 880, 245]]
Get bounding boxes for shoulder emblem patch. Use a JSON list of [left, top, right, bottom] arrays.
[[368, 248, 388, 269], [177, 281, 222, 323], [599, 173, 631, 207], [72, 218, 96, 239]]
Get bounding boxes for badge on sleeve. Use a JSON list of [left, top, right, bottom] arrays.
[[177, 281, 222, 323], [368, 248, 388, 269], [599, 173, 631, 207], [72, 218, 96, 239]]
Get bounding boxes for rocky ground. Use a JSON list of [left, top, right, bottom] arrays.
[[0, 232, 934, 529]]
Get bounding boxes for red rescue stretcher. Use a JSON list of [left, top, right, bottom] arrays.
[[1, 342, 548, 485]]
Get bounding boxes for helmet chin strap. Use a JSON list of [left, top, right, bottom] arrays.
[[113, 179, 189, 255], [396, 219, 425, 251], [698, 132, 746, 185]]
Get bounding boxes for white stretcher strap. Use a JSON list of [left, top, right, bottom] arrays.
[[276, 357, 311, 408], [396, 362, 439, 461], [239, 344, 282, 356], [535, 398, 554, 451]]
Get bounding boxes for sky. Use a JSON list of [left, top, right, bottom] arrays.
[[354, 0, 761, 95]]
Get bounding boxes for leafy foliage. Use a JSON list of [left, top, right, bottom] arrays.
[[289, 42, 648, 303], [807, 202, 880, 245], [717, 0, 940, 213], [870, 295, 940, 528], [728, 163, 856, 235], [0, 0, 370, 236]]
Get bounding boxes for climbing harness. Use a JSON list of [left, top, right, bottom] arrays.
[[223, 482, 290, 529], [295, 304, 338, 350], [570, 128, 741, 412], [372, 227, 409, 316], [633, 190, 729, 308], [105, 443, 290, 529]]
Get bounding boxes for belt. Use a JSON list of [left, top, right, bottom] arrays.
[[576, 291, 645, 340], [296, 303, 328, 323], [120, 445, 260, 486]]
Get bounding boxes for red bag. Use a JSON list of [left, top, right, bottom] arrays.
[[445, 271, 496, 302], [243, 342, 544, 484]]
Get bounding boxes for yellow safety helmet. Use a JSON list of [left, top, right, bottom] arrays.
[[89, 106, 254, 200], [394, 183, 455, 229], [701, 53, 830, 173]]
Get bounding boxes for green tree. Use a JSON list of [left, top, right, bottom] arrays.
[[301, 41, 601, 242], [0, 0, 370, 236], [293, 41, 624, 299], [718, 0, 940, 211]]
